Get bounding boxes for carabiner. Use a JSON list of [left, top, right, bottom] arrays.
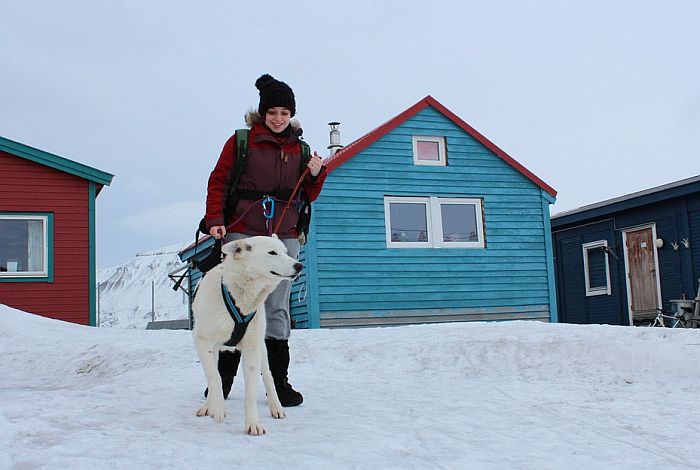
[[262, 196, 275, 220]]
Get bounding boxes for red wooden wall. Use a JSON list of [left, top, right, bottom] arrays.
[[0, 151, 91, 324]]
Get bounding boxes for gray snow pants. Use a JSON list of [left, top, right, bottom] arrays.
[[223, 233, 300, 340]]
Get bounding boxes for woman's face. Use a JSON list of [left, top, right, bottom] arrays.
[[265, 107, 292, 133]]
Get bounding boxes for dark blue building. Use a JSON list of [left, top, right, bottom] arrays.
[[551, 175, 700, 325]]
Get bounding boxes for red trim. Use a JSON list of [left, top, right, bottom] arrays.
[[326, 95, 557, 198]]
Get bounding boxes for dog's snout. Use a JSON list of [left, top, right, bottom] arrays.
[[293, 262, 303, 273]]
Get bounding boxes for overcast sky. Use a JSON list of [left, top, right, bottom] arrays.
[[2, 1, 698, 269]]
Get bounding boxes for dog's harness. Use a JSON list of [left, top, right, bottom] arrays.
[[220, 280, 256, 347]]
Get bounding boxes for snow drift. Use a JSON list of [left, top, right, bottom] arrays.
[[2, 304, 699, 469]]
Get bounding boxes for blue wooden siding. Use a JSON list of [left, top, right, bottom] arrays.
[[689, 199, 700, 289], [553, 221, 623, 325], [290, 246, 310, 328], [309, 106, 553, 327]]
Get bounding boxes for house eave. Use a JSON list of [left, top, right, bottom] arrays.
[[0, 135, 114, 187], [551, 174, 700, 230]]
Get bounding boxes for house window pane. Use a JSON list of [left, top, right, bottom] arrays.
[[0, 218, 45, 273], [412, 136, 446, 166], [389, 203, 429, 242], [586, 248, 607, 289], [416, 141, 440, 161], [582, 240, 611, 296], [441, 204, 479, 242]]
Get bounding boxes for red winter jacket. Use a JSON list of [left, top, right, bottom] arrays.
[[205, 116, 327, 238]]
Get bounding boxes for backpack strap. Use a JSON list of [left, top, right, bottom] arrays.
[[235, 129, 249, 174], [224, 129, 250, 214], [298, 139, 311, 199], [299, 139, 311, 168]]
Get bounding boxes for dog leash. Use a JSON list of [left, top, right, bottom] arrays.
[[172, 169, 311, 292], [271, 167, 310, 235], [223, 167, 311, 237]]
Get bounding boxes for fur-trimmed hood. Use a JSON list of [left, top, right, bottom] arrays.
[[244, 109, 302, 131]]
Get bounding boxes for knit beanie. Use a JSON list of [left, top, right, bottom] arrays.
[[256, 74, 296, 117]]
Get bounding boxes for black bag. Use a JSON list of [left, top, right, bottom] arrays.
[[193, 237, 222, 273]]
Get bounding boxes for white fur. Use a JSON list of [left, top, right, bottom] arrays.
[[192, 235, 302, 435]]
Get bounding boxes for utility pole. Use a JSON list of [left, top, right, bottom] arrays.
[[97, 283, 100, 327], [151, 280, 155, 323]]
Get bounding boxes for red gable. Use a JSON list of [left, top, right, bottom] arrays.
[[325, 95, 557, 198]]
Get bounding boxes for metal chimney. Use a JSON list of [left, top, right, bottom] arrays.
[[327, 122, 343, 156]]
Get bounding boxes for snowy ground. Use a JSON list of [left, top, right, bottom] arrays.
[[2, 304, 700, 470]]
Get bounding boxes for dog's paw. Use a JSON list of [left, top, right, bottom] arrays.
[[196, 400, 227, 423], [245, 423, 266, 436], [270, 405, 285, 419]]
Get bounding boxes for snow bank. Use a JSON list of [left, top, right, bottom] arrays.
[[2, 304, 699, 469]]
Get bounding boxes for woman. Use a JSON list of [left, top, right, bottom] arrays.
[[204, 74, 327, 406]]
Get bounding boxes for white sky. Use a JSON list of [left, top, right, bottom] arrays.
[[2, 1, 698, 268]]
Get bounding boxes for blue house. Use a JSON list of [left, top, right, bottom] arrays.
[[290, 96, 558, 328], [179, 96, 558, 328], [551, 175, 700, 326]]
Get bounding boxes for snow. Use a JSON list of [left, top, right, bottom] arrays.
[[2, 304, 700, 470]]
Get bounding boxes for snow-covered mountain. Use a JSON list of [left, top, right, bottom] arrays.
[[97, 242, 191, 328]]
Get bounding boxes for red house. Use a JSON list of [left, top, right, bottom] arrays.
[[0, 136, 113, 325]]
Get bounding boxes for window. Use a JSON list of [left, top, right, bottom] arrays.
[[412, 136, 446, 166], [0, 214, 51, 279], [384, 197, 484, 248], [582, 240, 611, 296]]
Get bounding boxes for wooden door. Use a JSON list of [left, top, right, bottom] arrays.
[[625, 227, 659, 319]]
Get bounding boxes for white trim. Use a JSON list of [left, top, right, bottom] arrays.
[[622, 224, 663, 325], [384, 196, 485, 249], [582, 240, 611, 296], [434, 198, 485, 248], [0, 214, 49, 278], [384, 197, 432, 248], [412, 136, 446, 166]]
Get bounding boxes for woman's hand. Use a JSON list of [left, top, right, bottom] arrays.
[[210, 225, 226, 239], [307, 152, 324, 177]]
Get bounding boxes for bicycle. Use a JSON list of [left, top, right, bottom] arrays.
[[637, 305, 700, 328]]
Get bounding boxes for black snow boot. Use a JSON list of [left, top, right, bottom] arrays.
[[266, 338, 303, 407], [204, 350, 240, 400]]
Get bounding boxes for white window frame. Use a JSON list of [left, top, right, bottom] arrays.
[[412, 136, 446, 166], [384, 197, 432, 248], [582, 240, 611, 296], [435, 197, 485, 248], [384, 196, 485, 249], [0, 214, 49, 278]]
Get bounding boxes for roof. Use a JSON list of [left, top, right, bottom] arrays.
[[325, 95, 557, 198], [551, 174, 700, 229], [0, 135, 114, 188]]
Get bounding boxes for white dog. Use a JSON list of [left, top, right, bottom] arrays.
[[192, 235, 302, 435]]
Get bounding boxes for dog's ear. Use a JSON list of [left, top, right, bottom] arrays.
[[271, 233, 279, 240], [221, 240, 238, 257], [221, 240, 252, 259]]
